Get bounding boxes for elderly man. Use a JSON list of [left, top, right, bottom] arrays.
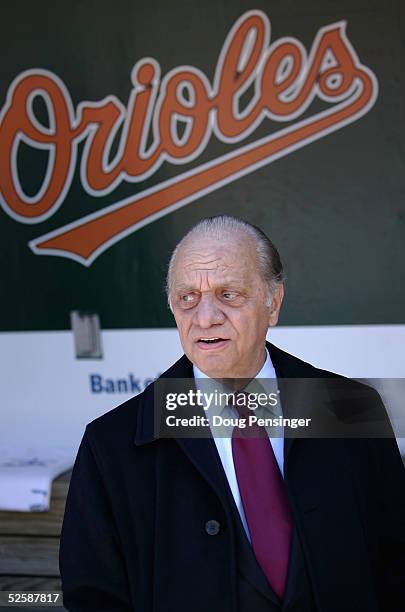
[[60, 215, 405, 612]]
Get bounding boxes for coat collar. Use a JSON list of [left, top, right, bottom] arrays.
[[134, 352, 193, 445]]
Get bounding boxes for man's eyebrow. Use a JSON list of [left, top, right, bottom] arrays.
[[173, 283, 196, 294], [173, 279, 246, 293]]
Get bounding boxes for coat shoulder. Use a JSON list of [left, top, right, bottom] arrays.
[[85, 392, 143, 450], [268, 341, 342, 379], [268, 341, 382, 399]]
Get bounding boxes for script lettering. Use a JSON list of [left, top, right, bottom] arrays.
[[0, 10, 378, 264]]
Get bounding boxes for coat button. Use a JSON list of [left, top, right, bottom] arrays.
[[205, 519, 221, 536]]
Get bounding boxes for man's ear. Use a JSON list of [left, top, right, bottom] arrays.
[[268, 283, 284, 327]]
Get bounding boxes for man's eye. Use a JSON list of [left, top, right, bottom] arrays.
[[181, 294, 196, 304], [222, 291, 236, 300]]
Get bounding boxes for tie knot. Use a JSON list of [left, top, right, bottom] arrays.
[[229, 391, 268, 438], [230, 391, 252, 419]]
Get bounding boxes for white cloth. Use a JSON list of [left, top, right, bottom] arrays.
[[0, 446, 72, 511], [193, 347, 284, 540]]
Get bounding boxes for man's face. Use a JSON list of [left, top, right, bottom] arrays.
[[170, 232, 283, 379]]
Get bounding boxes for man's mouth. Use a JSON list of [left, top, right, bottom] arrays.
[[195, 337, 229, 350]]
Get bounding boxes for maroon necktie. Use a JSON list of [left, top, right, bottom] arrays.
[[231, 393, 293, 599]]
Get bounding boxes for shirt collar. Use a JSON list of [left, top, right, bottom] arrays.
[[193, 346, 279, 416]]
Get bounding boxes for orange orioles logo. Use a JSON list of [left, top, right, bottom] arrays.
[[0, 10, 378, 266]]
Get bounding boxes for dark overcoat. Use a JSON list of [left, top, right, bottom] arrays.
[[59, 342, 405, 611]]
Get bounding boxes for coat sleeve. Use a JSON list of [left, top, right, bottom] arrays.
[[59, 427, 133, 611]]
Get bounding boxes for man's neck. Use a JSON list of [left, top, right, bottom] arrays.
[[195, 346, 268, 390]]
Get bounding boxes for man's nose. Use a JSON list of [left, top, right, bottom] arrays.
[[193, 294, 225, 328]]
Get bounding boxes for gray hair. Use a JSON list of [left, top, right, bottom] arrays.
[[166, 215, 284, 309]]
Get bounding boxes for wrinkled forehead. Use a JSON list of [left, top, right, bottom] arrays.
[[171, 233, 261, 287]]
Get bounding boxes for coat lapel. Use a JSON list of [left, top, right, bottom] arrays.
[[266, 341, 329, 468], [134, 353, 236, 524], [267, 341, 303, 466]]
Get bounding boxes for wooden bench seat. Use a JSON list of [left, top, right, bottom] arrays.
[[0, 470, 71, 610]]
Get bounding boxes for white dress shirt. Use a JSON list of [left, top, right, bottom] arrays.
[[193, 348, 284, 541]]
